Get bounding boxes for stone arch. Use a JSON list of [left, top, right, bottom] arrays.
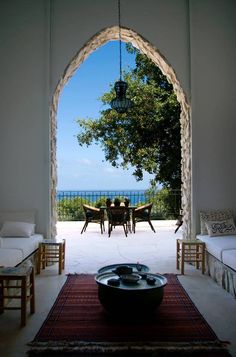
[[50, 26, 191, 239]]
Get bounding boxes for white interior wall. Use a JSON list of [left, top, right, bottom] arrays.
[[190, 0, 236, 233], [0, 0, 235, 236], [51, 0, 190, 98], [0, 0, 50, 236]]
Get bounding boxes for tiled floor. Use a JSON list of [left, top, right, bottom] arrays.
[[0, 220, 236, 356]]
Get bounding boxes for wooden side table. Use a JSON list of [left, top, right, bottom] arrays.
[[0, 264, 35, 326], [37, 239, 66, 275], [176, 239, 205, 274]]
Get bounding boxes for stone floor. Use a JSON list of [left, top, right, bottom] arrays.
[[0, 220, 236, 356]]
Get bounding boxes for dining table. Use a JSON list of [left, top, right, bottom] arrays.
[[100, 204, 137, 233]]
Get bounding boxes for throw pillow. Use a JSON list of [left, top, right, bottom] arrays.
[[0, 221, 35, 237], [199, 209, 233, 235], [205, 218, 236, 237], [0, 210, 36, 232]]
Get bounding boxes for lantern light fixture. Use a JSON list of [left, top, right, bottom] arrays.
[[110, 0, 133, 113]]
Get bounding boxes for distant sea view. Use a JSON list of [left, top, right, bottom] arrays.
[[57, 189, 148, 205]]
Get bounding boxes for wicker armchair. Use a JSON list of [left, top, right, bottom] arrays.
[[81, 204, 105, 234], [107, 206, 129, 237], [132, 203, 156, 233]]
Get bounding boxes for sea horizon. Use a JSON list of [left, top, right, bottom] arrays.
[[57, 189, 150, 205], [57, 188, 149, 191]]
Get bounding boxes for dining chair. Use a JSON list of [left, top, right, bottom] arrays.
[[107, 206, 129, 237], [132, 203, 156, 233], [81, 204, 105, 234]]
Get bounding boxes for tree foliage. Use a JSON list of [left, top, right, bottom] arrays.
[[77, 44, 181, 190]]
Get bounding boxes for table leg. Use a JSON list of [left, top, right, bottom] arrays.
[[202, 246, 205, 274], [59, 244, 62, 274], [62, 241, 65, 269], [176, 240, 180, 270], [0, 280, 4, 314], [30, 268, 35, 314], [181, 243, 185, 274], [37, 244, 42, 274], [21, 276, 27, 326]]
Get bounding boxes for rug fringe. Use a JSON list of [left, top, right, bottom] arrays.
[[27, 340, 230, 355]]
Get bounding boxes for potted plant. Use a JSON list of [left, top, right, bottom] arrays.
[[106, 198, 112, 207], [114, 197, 121, 207], [124, 197, 130, 207]]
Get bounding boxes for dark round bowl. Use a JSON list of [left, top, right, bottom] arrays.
[[120, 273, 142, 284], [113, 265, 133, 276], [95, 272, 167, 316], [98, 263, 149, 275]]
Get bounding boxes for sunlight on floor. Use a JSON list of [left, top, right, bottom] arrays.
[[56, 220, 183, 274]]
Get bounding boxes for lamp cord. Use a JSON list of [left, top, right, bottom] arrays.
[[118, 0, 122, 81]]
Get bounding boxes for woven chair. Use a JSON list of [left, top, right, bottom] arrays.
[[175, 212, 183, 233], [81, 204, 105, 234], [107, 206, 129, 237], [132, 203, 156, 233]]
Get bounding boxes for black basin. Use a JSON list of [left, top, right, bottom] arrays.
[[97, 263, 149, 275], [95, 272, 167, 316]]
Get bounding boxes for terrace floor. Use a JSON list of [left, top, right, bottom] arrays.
[[0, 220, 236, 356], [57, 219, 181, 274]]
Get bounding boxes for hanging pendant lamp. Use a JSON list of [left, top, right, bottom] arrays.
[[110, 0, 133, 113]]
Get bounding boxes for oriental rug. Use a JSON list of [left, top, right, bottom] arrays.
[[28, 274, 231, 356]]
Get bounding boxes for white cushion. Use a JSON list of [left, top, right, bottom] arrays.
[[0, 221, 35, 237], [205, 218, 236, 237], [197, 234, 236, 261], [0, 234, 43, 259], [1, 234, 44, 259], [222, 249, 236, 271], [0, 210, 36, 232], [0, 248, 23, 267]]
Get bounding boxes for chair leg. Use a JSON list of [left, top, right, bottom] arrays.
[[148, 220, 156, 233], [133, 221, 136, 233], [123, 224, 128, 237], [127, 220, 132, 233], [100, 221, 103, 234], [108, 223, 112, 237], [81, 220, 88, 234]]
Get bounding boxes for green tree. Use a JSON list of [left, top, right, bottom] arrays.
[[77, 44, 181, 190]]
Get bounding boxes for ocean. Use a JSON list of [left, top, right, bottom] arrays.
[[57, 190, 148, 205]]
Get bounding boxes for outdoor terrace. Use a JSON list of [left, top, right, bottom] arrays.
[[57, 219, 181, 274]]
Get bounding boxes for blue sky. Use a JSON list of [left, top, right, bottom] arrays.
[[57, 41, 154, 190]]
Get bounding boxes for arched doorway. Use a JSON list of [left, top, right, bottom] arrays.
[[50, 26, 191, 239]]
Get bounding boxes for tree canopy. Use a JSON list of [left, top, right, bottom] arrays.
[[77, 44, 181, 190]]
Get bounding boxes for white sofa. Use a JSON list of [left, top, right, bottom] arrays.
[[196, 235, 236, 271], [196, 209, 236, 298], [0, 211, 44, 268]]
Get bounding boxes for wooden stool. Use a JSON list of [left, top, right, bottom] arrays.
[[0, 265, 35, 326], [37, 239, 65, 275], [176, 239, 205, 274]]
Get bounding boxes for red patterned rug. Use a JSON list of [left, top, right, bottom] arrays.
[[28, 274, 231, 356]]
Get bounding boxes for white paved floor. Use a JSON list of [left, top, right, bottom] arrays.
[[58, 220, 181, 275], [0, 220, 236, 356]]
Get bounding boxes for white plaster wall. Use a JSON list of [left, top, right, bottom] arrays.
[[0, 0, 235, 237], [50, 0, 190, 99], [0, 0, 50, 236], [190, 0, 236, 233]]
